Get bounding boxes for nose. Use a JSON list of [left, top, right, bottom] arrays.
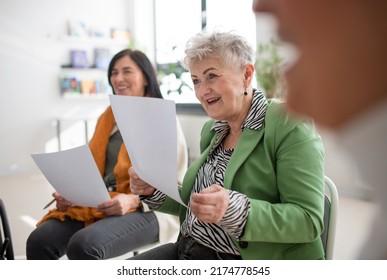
[[116, 72, 124, 82], [111, 72, 124, 84], [196, 80, 211, 98]]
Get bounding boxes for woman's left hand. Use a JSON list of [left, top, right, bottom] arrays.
[[190, 184, 229, 223], [96, 193, 140, 216]]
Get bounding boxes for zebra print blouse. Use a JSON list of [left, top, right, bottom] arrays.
[[144, 89, 267, 256]]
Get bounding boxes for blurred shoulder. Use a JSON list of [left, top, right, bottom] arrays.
[[265, 99, 319, 139]]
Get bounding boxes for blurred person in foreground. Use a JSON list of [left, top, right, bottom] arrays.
[[26, 49, 188, 259], [128, 29, 325, 260], [253, 0, 387, 259]]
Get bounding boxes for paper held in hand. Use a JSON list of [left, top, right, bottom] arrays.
[[109, 95, 186, 206], [31, 145, 110, 207]]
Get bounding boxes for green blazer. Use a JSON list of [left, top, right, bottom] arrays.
[[158, 99, 325, 260]]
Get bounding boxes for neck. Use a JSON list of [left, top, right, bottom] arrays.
[[223, 128, 242, 149], [228, 91, 253, 133], [229, 126, 242, 135]]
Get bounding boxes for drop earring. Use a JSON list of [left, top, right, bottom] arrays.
[[244, 88, 248, 96]]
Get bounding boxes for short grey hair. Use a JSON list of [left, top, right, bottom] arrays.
[[183, 29, 256, 70]]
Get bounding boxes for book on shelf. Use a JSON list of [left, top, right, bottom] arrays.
[[111, 27, 131, 41], [80, 80, 96, 94], [94, 48, 111, 69], [60, 75, 80, 95], [71, 49, 89, 68], [94, 79, 111, 94]]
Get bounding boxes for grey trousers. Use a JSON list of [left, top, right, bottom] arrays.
[[26, 210, 158, 260]]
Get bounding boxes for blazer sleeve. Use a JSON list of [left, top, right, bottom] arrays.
[[241, 104, 325, 244]]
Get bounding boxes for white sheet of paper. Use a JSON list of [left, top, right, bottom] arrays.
[[31, 145, 110, 207], [110, 95, 186, 206]]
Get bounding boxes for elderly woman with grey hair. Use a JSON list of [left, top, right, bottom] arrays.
[[129, 30, 325, 260]]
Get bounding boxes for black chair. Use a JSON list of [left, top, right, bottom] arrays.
[[0, 198, 14, 260]]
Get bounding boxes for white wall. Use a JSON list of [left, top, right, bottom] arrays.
[[0, 0, 155, 176]]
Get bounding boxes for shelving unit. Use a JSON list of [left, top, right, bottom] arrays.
[[61, 92, 110, 100], [59, 35, 130, 47], [58, 35, 130, 99]]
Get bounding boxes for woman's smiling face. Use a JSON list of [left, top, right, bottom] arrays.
[[109, 55, 147, 97], [189, 58, 251, 125]]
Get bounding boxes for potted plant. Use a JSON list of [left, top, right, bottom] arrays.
[[255, 40, 285, 99]]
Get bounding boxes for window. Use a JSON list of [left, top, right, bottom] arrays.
[[206, 0, 256, 47], [155, 0, 256, 104]]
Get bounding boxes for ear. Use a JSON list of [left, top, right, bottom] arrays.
[[243, 64, 255, 86]]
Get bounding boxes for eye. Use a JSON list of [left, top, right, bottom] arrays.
[[192, 78, 201, 85], [208, 73, 218, 81]]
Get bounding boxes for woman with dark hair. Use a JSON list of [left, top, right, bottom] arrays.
[[26, 49, 188, 260], [107, 49, 163, 98]]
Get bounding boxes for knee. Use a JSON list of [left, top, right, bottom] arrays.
[[26, 229, 50, 259], [66, 233, 101, 260], [26, 229, 40, 251]]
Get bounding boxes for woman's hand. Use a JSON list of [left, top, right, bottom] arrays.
[[190, 184, 230, 223], [128, 167, 156, 196], [96, 193, 140, 216], [53, 192, 72, 211]]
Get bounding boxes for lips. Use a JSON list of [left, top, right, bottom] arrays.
[[117, 85, 128, 91], [206, 97, 220, 104], [114, 85, 129, 94]]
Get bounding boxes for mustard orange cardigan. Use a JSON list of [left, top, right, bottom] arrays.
[[37, 106, 136, 227]]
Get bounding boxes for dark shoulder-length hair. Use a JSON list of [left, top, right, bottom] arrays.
[[107, 49, 163, 98]]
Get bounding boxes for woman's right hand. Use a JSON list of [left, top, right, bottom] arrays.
[[128, 167, 156, 196], [53, 192, 72, 211]]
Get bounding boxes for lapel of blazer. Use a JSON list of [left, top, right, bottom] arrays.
[[223, 127, 265, 189], [181, 117, 266, 198]]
